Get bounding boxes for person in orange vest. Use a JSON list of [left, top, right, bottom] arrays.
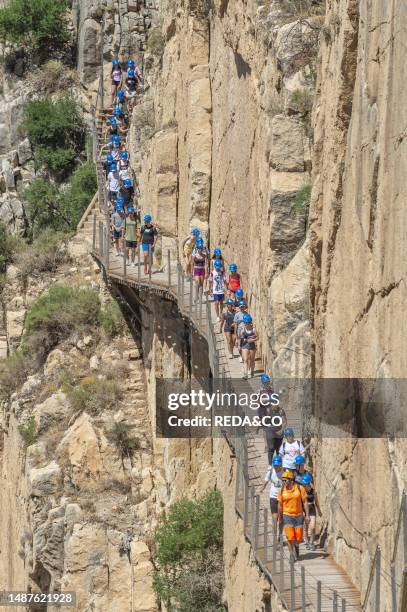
[[277, 469, 309, 561]]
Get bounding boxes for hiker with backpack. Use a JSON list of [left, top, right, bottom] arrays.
[[279, 427, 305, 470], [300, 473, 322, 550], [278, 470, 309, 561], [258, 374, 287, 463]]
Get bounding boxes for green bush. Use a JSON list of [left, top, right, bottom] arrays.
[[107, 421, 140, 460], [23, 97, 85, 177], [99, 300, 127, 338], [153, 490, 225, 611], [23, 285, 100, 361], [18, 416, 37, 448], [294, 182, 312, 213], [0, 0, 70, 61], [290, 88, 313, 115], [17, 228, 70, 278], [64, 377, 123, 416], [23, 179, 60, 236], [60, 163, 97, 227], [0, 352, 32, 400]]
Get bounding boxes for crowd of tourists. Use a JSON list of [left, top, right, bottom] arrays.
[[100, 56, 321, 563]]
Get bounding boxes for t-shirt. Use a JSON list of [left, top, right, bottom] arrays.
[[233, 311, 246, 335], [108, 171, 120, 192], [124, 218, 137, 242], [119, 167, 131, 181], [277, 484, 307, 517], [112, 67, 122, 82], [229, 273, 241, 291], [141, 224, 158, 245], [280, 440, 305, 470], [210, 270, 225, 295], [111, 212, 124, 231], [265, 467, 282, 499]]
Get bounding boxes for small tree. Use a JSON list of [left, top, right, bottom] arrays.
[[108, 421, 140, 464], [18, 417, 37, 447], [0, 0, 70, 62]]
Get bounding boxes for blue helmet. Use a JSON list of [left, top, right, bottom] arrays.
[[214, 260, 223, 269], [127, 207, 135, 213], [195, 238, 204, 248], [112, 134, 121, 144], [272, 455, 283, 467], [127, 59, 135, 67], [229, 263, 237, 272], [192, 228, 200, 236], [214, 248, 221, 256], [238, 300, 247, 307], [124, 178, 132, 187], [113, 106, 121, 116], [226, 298, 234, 305], [300, 473, 313, 486], [109, 162, 117, 170], [121, 151, 129, 160], [236, 288, 244, 299], [294, 455, 305, 466], [144, 214, 152, 222], [117, 89, 126, 99], [284, 427, 294, 437], [116, 196, 124, 205], [242, 313, 252, 324], [260, 374, 271, 384], [107, 154, 114, 163], [109, 117, 117, 126], [112, 59, 119, 65], [128, 69, 135, 77]]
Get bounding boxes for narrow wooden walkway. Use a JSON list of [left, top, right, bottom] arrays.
[[92, 244, 362, 611]]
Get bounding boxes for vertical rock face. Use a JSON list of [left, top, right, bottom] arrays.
[[309, 0, 407, 600]]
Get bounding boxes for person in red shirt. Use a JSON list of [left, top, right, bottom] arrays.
[[227, 263, 241, 297]]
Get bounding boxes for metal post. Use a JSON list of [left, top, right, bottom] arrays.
[[189, 275, 193, 316], [272, 518, 277, 568], [199, 290, 203, 327], [280, 540, 285, 593], [235, 461, 241, 508], [317, 581, 321, 612], [375, 547, 381, 612], [263, 508, 268, 564], [301, 566, 306, 611], [123, 242, 127, 278], [99, 220, 103, 255], [250, 487, 255, 542], [403, 494, 407, 567], [177, 262, 181, 300], [391, 563, 397, 612], [341, 598, 346, 612], [167, 249, 171, 288], [137, 245, 141, 281], [253, 495, 260, 552], [149, 250, 152, 285], [290, 558, 295, 611], [100, 15, 104, 111], [243, 476, 249, 533], [181, 271, 185, 309], [333, 590, 338, 612], [399, 569, 407, 612], [92, 213, 96, 251], [105, 226, 110, 271]]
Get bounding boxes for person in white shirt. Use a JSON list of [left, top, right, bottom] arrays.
[[259, 455, 284, 539], [279, 427, 305, 470], [209, 260, 225, 322]]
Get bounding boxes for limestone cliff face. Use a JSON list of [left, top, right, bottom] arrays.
[[309, 0, 407, 600], [131, 0, 321, 378]]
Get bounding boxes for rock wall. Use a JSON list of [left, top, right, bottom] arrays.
[[309, 0, 407, 602]]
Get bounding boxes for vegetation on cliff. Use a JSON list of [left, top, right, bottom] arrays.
[[153, 490, 225, 611]]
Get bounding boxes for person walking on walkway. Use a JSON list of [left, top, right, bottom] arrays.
[[221, 298, 235, 357], [124, 207, 138, 266], [140, 214, 158, 275], [233, 299, 248, 363], [239, 313, 258, 379], [258, 374, 287, 464], [209, 259, 226, 321], [107, 161, 120, 207], [111, 205, 124, 257], [111, 59, 123, 106], [182, 229, 200, 276], [233, 287, 244, 305], [300, 473, 321, 550], [192, 237, 209, 302], [211, 247, 224, 272], [259, 455, 284, 541], [278, 470, 309, 561], [279, 428, 305, 470], [227, 263, 241, 298]]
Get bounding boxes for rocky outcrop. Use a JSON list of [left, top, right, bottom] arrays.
[[309, 0, 407, 601]]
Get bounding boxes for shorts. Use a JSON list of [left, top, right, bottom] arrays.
[[113, 229, 122, 239], [126, 240, 137, 248], [193, 268, 205, 277], [282, 514, 304, 542], [240, 341, 256, 351], [142, 243, 154, 252], [213, 294, 224, 302], [270, 498, 278, 514], [112, 79, 121, 85], [224, 325, 234, 334]]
